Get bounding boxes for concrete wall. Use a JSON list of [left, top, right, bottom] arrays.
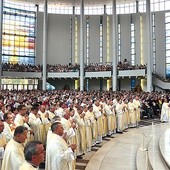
[[35, 11, 167, 91], [155, 11, 166, 78]]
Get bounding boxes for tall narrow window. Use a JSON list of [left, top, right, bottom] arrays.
[[152, 13, 156, 74], [118, 23, 121, 62], [165, 12, 170, 77], [131, 22, 135, 65], [116, 2, 136, 14], [75, 16, 78, 64], [70, 16, 73, 64], [138, 1, 146, 13], [86, 17, 90, 65], [140, 15, 145, 89], [106, 16, 110, 62], [140, 15, 143, 64], [99, 16, 103, 63], [2, 2, 36, 64]]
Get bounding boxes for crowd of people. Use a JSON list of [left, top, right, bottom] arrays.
[[0, 89, 168, 170], [153, 73, 170, 82], [1, 62, 146, 73]]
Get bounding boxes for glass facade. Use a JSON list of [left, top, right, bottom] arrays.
[[106, 16, 110, 62], [131, 22, 135, 66], [2, 0, 36, 65], [1, 78, 38, 90], [118, 23, 121, 62], [86, 16, 90, 65], [99, 16, 103, 63], [152, 13, 156, 74], [165, 12, 170, 77]]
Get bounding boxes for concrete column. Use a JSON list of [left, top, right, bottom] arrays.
[[146, 0, 153, 92], [112, 0, 118, 91], [136, 0, 139, 13], [42, 0, 48, 90], [80, 0, 84, 91], [0, 0, 4, 90]]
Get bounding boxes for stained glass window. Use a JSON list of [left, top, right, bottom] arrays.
[[2, 2, 36, 65]]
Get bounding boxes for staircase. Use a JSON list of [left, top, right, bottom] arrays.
[[85, 119, 170, 170]]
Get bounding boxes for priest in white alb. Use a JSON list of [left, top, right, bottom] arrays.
[[45, 122, 77, 170], [1, 126, 28, 170]]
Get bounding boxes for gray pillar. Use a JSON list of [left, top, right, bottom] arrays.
[[136, 0, 139, 13], [80, 0, 84, 91], [146, 0, 152, 92], [104, 5, 106, 14], [0, 0, 4, 90], [112, 0, 118, 91], [42, 0, 48, 90]]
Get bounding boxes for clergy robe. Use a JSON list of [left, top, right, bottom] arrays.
[[122, 103, 129, 129], [115, 103, 124, 132], [24, 122, 34, 143], [45, 133, 75, 170], [3, 122, 14, 142], [88, 111, 98, 145], [160, 102, 170, 122], [104, 104, 116, 135], [128, 102, 137, 127], [79, 117, 86, 154], [133, 99, 141, 123], [84, 111, 92, 152], [47, 110, 55, 120], [93, 104, 103, 143], [61, 117, 75, 145], [72, 110, 84, 156], [29, 112, 44, 143], [14, 114, 25, 126], [1, 139, 25, 170], [0, 133, 6, 169], [19, 161, 38, 170], [101, 107, 108, 137], [38, 110, 50, 144]]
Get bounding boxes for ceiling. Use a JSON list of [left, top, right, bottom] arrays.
[[8, 0, 137, 7]]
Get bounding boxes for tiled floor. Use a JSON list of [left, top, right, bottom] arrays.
[[85, 118, 169, 170]]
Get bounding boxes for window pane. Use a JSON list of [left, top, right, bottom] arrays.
[[2, 3, 36, 65]]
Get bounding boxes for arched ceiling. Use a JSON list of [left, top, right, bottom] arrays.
[[8, 0, 137, 7]]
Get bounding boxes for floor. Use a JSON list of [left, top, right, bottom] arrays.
[[41, 118, 166, 170]]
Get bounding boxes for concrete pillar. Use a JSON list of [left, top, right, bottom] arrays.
[[42, 0, 48, 90], [112, 0, 118, 91]]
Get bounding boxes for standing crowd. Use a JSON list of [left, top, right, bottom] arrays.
[[0, 89, 169, 170]]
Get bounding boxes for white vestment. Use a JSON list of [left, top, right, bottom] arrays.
[[93, 104, 103, 143], [0, 133, 6, 169], [133, 99, 141, 123], [14, 114, 25, 126], [19, 161, 39, 170], [1, 139, 25, 170], [3, 122, 14, 142], [29, 112, 43, 142], [45, 133, 75, 170], [160, 102, 170, 122], [55, 107, 64, 118], [115, 103, 124, 132], [61, 117, 75, 142]]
